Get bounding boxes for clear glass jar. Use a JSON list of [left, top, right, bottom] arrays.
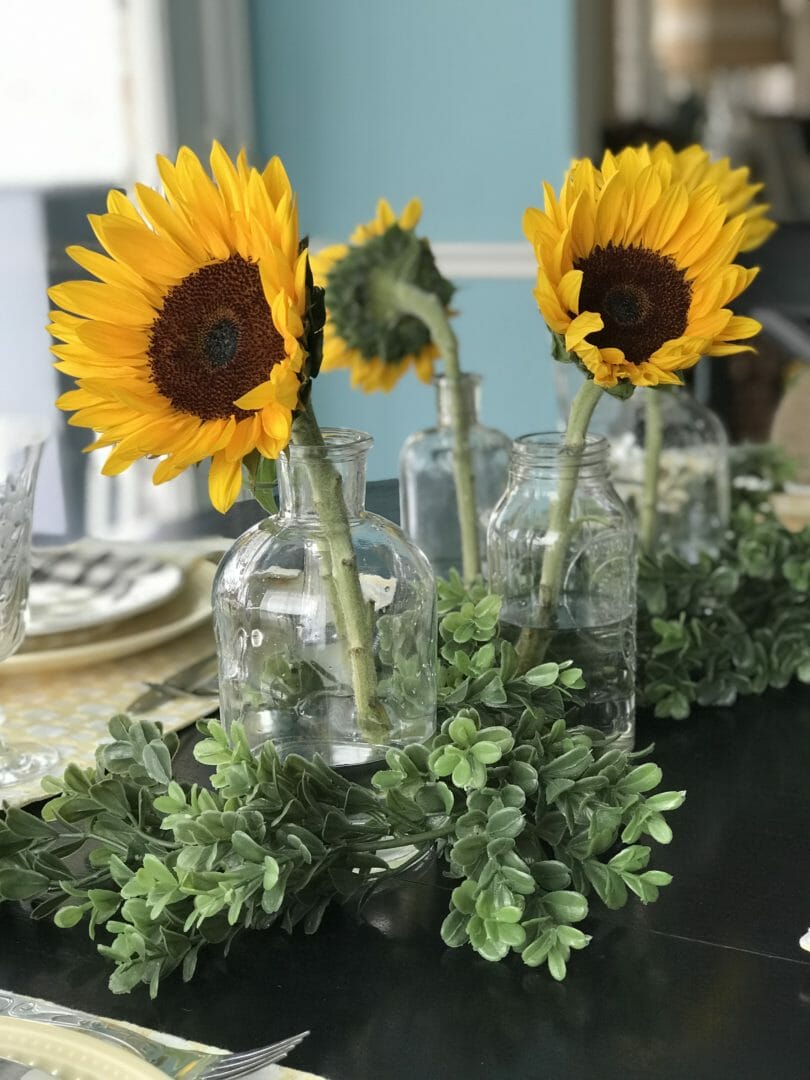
[[487, 434, 637, 746], [213, 429, 437, 766], [607, 389, 731, 561], [399, 374, 511, 579]]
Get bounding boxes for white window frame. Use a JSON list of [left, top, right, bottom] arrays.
[[123, 0, 257, 185]]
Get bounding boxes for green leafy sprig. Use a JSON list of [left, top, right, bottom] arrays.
[[637, 499, 810, 720], [0, 580, 682, 998]]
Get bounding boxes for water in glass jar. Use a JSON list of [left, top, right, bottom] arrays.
[[500, 614, 635, 747]]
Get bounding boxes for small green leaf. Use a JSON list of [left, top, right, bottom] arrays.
[[0, 868, 49, 900], [618, 763, 663, 794], [524, 662, 560, 688], [141, 742, 173, 786], [543, 890, 588, 923], [547, 944, 568, 981], [54, 904, 87, 929], [521, 929, 556, 967], [608, 845, 650, 873]]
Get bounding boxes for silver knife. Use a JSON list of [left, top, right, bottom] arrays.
[[125, 653, 219, 714]]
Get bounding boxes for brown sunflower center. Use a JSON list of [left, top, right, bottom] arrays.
[[204, 318, 239, 368], [148, 255, 287, 420], [574, 244, 691, 365]]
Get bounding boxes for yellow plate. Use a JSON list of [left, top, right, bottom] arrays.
[[3, 561, 215, 675]]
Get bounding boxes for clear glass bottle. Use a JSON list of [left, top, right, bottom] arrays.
[[607, 389, 731, 562], [399, 374, 511, 579], [213, 429, 437, 766], [487, 434, 637, 746]]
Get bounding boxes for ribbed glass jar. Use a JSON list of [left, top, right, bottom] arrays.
[[399, 374, 511, 578], [487, 433, 637, 746], [213, 429, 437, 766], [608, 390, 731, 561]]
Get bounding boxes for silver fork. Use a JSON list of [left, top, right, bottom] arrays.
[[199, 1030, 310, 1078]]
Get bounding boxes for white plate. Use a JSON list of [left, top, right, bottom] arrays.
[[0, 1016, 165, 1080], [3, 561, 214, 674], [27, 548, 184, 637]]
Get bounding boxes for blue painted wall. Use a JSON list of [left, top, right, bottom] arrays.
[[250, 0, 575, 477]]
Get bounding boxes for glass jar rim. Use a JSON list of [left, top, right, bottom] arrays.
[[512, 432, 609, 468], [514, 431, 608, 450], [287, 427, 373, 461]]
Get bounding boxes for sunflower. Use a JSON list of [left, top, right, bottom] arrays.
[[523, 145, 763, 389], [311, 198, 454, 392], [50, 142, 310, 512]]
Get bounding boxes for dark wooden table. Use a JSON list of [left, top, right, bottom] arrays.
[[9, 483, 810, 1079]]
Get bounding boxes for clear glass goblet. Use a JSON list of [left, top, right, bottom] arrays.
[[0, 416, 59, 787]]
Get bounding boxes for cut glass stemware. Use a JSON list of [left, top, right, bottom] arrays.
[[0, 416, 58, 788]]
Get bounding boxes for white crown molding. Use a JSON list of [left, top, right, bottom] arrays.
[[433, 242, 536, 280], [311, 239, 536, 281]]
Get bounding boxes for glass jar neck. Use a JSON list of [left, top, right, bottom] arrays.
[[277, 429, 371, 519], [509, 433, 609, 482], [436, 373, 481, 427]]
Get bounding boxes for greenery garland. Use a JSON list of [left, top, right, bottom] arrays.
[[637, 445, 810, 719], [0, 577, 682, 998]]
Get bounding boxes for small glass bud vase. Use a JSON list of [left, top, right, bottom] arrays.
[[213, 429, 437, 767], [399, 374, 511, 578], [608, 389, 731, 562], [487, 434, 637, 746]]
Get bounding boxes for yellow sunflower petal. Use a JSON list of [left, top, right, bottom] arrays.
[[270, 362, 303, 409], [208, 451, 244, 513], [414, 346, 437, 384], [376, 199, 396, 231], [311, 243, 349, 285], [106, 190, 141, 221], [134, 183, 210, 263], [65, 245, 162, 306], [715, 314, 761, 341], [262, 156, 293, 208], [74, 320, 150, 360], [260, 403, 292, 441], [565, 311, 604, 352], [224, 415, 260, 462], [567, 191, 596, 260], [639, 181, 690, 251], [558, 269, 583, 316], [48, 281, 155, 327], [258, 248, 296, 307], [89, 214, 198, 284], [533, 277, 569, 334], [210, 140, 244, 216], [705, 342, 757, 356], [398, 198, 422, 230], [593, 173, 628, 249]]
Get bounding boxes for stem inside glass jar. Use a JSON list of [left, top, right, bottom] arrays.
[[514, 379, 605, 673]]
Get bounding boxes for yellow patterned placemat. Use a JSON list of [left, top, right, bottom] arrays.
[[0, 621, 219, 808]]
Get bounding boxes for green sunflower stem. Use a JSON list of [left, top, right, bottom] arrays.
[[515, 377, 604, 674], [291, 400, 390, 744], [374, 274, 480, 584], [639, 389, 664, 556]]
